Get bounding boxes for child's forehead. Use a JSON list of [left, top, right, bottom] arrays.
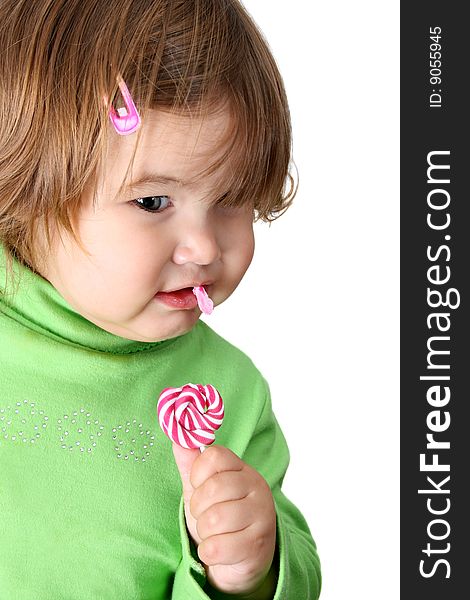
[[102, 110, 232, 195], [105, 107, 234, 187]]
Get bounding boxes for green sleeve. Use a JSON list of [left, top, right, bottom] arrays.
[[241, 375, 322, 599]]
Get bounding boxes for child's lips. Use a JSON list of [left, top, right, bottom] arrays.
[[154, 287, 198, 310]]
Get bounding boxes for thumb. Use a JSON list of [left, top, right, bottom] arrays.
[[172, 443, 201, 544], [172, 442, 199, 497]]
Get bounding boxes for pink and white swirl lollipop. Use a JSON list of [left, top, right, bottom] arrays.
[[157, 383, 224, 450]]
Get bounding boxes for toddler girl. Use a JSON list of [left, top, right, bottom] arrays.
[[0, 1, 321, 598]]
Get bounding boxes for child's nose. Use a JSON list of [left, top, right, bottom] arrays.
[[172, 222, 221, 266]]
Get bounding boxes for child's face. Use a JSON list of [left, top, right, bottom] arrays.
[[38, 108, 255, 342]]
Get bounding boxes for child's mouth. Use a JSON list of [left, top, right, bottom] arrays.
[[154, 287, 198, 310]]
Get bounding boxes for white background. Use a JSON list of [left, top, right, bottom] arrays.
[[201, 1, 399, 599]]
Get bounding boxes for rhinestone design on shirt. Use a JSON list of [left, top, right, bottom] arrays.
[[0, 399, 156, 461]]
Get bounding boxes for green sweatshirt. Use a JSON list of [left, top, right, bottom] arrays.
[[0, 244, 321, 599]]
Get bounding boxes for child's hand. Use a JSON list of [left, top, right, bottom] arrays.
[[172, 444, 277, 598]]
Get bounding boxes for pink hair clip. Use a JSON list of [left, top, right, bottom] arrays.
[[107, 75, 141, 135]]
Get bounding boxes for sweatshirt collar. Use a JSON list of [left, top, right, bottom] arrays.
[[0, 244, 184, 354]]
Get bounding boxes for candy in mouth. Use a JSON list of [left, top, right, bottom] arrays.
[[192, 286, 214, 315]]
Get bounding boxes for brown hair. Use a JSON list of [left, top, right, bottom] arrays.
[[0, 0, 296, 293]]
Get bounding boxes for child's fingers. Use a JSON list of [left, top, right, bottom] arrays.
[[190, 470, 251, 519], [190, 444, 244, 489], [198, 524, 275, 568], [195, 497, 253, 539]]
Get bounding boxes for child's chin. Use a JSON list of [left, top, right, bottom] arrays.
[[154, 313, 202, 342]]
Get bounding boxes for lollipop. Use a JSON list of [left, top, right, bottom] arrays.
[[192, 286, 214, 315], [157, 383, 224, 450]]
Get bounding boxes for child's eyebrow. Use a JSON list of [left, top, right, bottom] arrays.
[[125, 172, 186, 188], [122, 171, 230, 204]]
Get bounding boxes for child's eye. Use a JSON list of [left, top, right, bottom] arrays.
[[132, 195, 171, 213]]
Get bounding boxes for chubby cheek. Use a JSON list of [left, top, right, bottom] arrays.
[[239, 227, 255, 271], [95, 245, 167, 317], [66, 219, 165, 317], [220, 225, 255, 297]]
